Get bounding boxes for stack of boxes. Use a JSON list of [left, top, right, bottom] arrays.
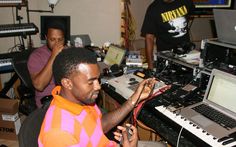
[[0, 99, 21, 140]]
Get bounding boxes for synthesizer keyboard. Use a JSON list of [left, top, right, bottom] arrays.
[[155, 105, 236, 147], [0, 58, 12, 67], [0, 52, 20, 73], [0, 58, 13, 73], [0, 23, 38, 37], [0, 0, 22, 3]]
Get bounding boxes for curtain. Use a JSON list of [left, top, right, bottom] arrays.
[[120, 0, 136, 49]]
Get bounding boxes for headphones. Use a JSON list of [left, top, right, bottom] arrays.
[[103, 64, 123, 77], [173, 42, 196, 55]]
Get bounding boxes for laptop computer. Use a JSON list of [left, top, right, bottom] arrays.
[[98, 45, 126, 73], [107, 73, 167, 100], [213, 9, 236, 45], [180, 69, 236, 138]]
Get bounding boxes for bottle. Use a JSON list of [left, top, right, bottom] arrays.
[[67, 40, 71, 47], [74, 37, 83, 47]]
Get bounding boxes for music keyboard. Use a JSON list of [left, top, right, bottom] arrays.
[[0, 0, 22, 3], [0, 23, 38, 37], [0, 52, 20, 73], [155, 106, 236, 147], [0, 58, 12, 67], [0, 58, 13, 73]]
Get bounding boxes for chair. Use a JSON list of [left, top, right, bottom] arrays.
[[18, 103, 50, 147], [12, 49, 37, 115]]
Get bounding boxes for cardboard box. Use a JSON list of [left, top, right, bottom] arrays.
[[0, 98, 21, 140]]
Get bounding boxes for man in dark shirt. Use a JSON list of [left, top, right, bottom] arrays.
[[141, 0, 195, 69]]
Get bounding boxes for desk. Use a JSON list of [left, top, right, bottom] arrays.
[[101, 50, 213, 146], [101, 83, 209, 147]]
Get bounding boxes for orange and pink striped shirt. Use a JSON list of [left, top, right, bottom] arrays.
[[38, 86, 117, 147]]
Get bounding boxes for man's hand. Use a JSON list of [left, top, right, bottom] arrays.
[[51, 42, 65, 58], [114, 124, 138, 147], [130, 78, 156, 106]]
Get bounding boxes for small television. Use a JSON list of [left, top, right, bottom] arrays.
[[193, 0, 232, 8], [40, 15, 70, 44]]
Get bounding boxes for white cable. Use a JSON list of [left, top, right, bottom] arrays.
[[176, 126, 184, 147]]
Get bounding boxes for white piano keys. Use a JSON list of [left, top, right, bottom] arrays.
[[0, 23, 37, 37], [0, 28, 35, 34], [0, 0, 22, 4], [0, 58, 12, 67], [224, 140, 236, 147]]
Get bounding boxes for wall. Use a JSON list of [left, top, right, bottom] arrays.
[[189, 16, 215, 48], [0, 0, 152, 95], [129, 0, 153, 39], [0, 0, 152, 52]]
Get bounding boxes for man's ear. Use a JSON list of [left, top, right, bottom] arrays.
[[61, 78, 72, 90]]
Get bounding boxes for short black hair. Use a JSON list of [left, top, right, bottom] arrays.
[[53, 47, 97, 85], [46, 20, 65, 35]]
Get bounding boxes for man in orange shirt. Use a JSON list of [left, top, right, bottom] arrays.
[[38, 47, 156, 147]]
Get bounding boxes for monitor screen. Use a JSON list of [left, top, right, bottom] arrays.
[[103, 45, 126, 66], [207, 74, 236, 113], [40, 15, 70, 44], [193, 0, 232, 8]]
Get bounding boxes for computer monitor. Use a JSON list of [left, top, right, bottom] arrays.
[[193, 0, 232, 8], [40, 15, 70, 44], [207, 70, 236, 113], [103, 45, 126, 66]]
